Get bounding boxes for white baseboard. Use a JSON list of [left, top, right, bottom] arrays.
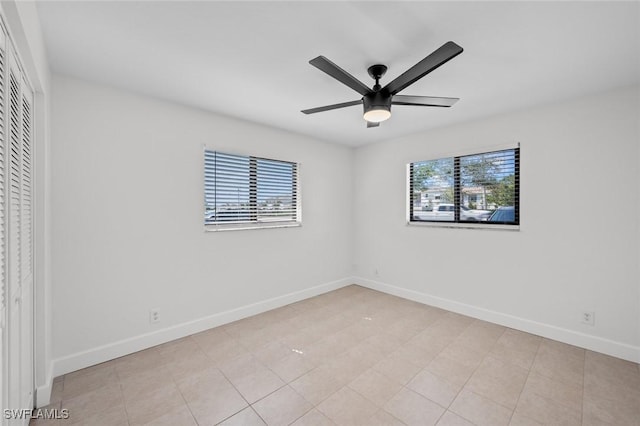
[[51, 277, 353, 378], [355, 276, 640, 364], [35, 377, 52, 408]]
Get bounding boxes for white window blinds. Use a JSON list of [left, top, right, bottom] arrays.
[[204, 150, 300, 229]]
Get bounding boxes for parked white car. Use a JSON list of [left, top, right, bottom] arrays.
[[413, 204, 454, 221], [413, 204, 492, 221], [460, 206, 492, 221]]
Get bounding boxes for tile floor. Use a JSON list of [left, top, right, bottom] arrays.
[[34, 285, 640, 426]]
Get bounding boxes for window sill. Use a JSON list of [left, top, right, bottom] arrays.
[[205, 221, 302, 232], [407, 221, 519, 231]]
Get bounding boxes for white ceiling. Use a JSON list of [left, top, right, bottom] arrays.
[[36, 1, 640, 147]]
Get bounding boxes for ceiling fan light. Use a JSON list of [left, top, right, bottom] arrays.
[[363, 107, 391, 123]]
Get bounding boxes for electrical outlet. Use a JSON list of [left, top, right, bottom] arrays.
[[149, 309, 160, 324], [581, 311, 595, 326]]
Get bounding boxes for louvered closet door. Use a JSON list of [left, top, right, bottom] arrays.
[[5, 38, 34, 423], [19, 73, 33, 419], [7, 53, 23, 420], [0, 22, 7, 420]]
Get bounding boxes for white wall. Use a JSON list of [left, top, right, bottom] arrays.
[[51, 75, 353, 373], [353, 85, 640, 361]]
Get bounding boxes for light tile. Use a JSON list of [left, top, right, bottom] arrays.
[[279, 329, 324, 353], [270, 351, 317, 383], [155, 337, 200, 359], [408, 329, 455, 354], [438, 341, 486, 370], [531, 343, 584, 386], [304, 334, 351, 365], [508, 412, 544, 426], [426, 353, 479, 389], [219, 353, 286, 403], [489, 329, 540, 370], [584, 350, 640, 395], [252, 340, 293, 366], [50, 380, 64, 405], [191, 326, 232, 345], [291, 408, 336, 426], [323, 351, 371, 384], [164, 348, 214, 380], [436, 410, 475, 426], [64, 360, 116, 382], [252, 385, 312, 425], [513, 388, 581, 426], [366, 410, 406, 426], [185, 389, 248, 425], [349, 369, 403, 407], [317, 386, 379, 426], [464, 356, 528, 409], [228, 367, 285, 403], [392, 342, 442, 368], [218, 407, 266, 426], [449, 389, 513, 426], [224, 316, 265, 338], [139, 404, 196, 426], [238, 329, 280, 352], [29, 402, 63, 426], [175, 366, 234, 402], [199, 337, 249, 365], [290, 364, 347, 405], [364, 332, 406, 356], [384, 387, 445, 426], [582, 388, 640, 425], [539, 339, 585, 360], [68, 403, 128, 426], [123, 383, 185, 426], [62, 365, 119, 401], [62, 383, 124, 422], [454, 320, 506, 353], [379, 317, 429, 342], [119, 367, 175, 402], [114, 349, 167, 381], [372, 352, 423, 385], [351, 339, 388, 363], [408, 369, 461, 408], [522, 371, 582, 412]]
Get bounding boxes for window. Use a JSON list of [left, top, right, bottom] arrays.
[[204, 150, 300, 230], [409, 146, 519, 226]]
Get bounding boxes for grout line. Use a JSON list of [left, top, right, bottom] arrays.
[[507, 336, 543, 425], [580, 351, 586, 425]]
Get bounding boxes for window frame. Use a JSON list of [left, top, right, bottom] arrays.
[[204, 148, 301, 232], [407, 143, 520, 231]]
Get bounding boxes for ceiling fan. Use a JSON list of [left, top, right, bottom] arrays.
[[302, 41, 463, 128]]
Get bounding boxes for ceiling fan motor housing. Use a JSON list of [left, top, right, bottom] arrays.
[[363, 91, 392, 113]]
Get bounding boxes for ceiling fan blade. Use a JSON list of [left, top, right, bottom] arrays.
[[383, 41, 463, 96], [309, 56, 372, 96], [367, 121, 380, 128], [301, 100, 362, 114], [392, 95, 459, 107]]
